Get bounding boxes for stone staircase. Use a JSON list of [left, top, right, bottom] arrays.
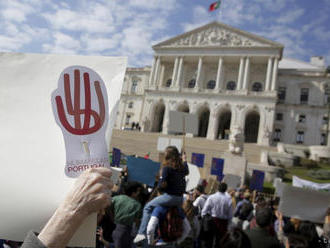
[[110, 130, 277, 179]]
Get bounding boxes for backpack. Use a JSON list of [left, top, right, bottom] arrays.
[[238, 201, 253, 220], [158, 206, 183, 242]]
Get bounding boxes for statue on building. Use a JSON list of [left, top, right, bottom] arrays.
[[228, 126, 244, 155]]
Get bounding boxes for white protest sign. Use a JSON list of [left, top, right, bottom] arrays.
[[0, 52, 126, 246], [292, 176, 330, 191], [52, 66, 110, 177], [170, 138, 183, 151], [157, 137, 170, 152], [186, 163, 201, 191], [279, 184, 330, 223]]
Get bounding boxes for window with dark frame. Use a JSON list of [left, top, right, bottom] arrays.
[[226, 81, 236, 90], [128, 102, 133, 108], [125, 114, 131, 125], [276, 113, 283, 121], [165, 79, 172, 87], [252, 82, 263, 92], [321, 133, 326, 146], [298, 114, 306, 123], [296, 131, 304, 144], [300, 88, 309, 104], [131, 80, 138, 93], [273, 129, 281, 142], [277, 86, 286, 103], [188, 79, 196, 88], [322, 116, 328, 125], [207, 80, 216, 89]]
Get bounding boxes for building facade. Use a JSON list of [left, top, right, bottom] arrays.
[[115, 22, 330, 147]]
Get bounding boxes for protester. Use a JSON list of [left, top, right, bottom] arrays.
[[134, 146, 189, 244], [245, 207, 281, 248], [192, 185, 208, 216], [110, 181, 143, 248], [21, 168, 112, 248], [220, 228, 252, 248], [201, 182, 233, 247], [233, 191, 253, 229], [146, 205, 191, 247]]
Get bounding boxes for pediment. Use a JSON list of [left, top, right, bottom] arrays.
[[153, 22, 282, 49]]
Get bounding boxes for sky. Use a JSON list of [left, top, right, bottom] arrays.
[[0, 0, 329, 67]]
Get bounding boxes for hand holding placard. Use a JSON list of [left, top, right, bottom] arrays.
[[52, 66, 110, 177]]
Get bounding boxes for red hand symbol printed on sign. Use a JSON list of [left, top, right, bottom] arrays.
[[55, 69, 105, 135]]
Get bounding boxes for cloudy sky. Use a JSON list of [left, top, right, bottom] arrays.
[[0, 0, 329, 67]]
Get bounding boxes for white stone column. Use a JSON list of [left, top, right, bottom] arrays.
[[271, 57, 279, 91], [265, 57, 273, 91], [171, 57, 179, 87], [215, 57, 223, 91], [237, 57, 245, 90], [196, 57, 203, 91], [207, 110, 217, 140], [120, 99, 127, 128], [162, 101, 170, 134], [176, 57, 183, 89], [242, 57, 250, 91], [153, 57, 161, 87], [159, 65, 165, 87], [148, 57, 156, 88]]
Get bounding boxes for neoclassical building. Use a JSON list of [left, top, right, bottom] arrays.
[[115, 22, 330, 147]]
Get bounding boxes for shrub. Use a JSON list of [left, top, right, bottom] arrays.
[[307, 170, 330, 180], [299, 158, 318, 169]]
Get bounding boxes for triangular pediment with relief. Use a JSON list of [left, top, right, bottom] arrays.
[[153, 22, 282, 49]]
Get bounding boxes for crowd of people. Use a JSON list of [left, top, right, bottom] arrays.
[[3, 146, 330, 248]]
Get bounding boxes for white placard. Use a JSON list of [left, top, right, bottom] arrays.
[[279, 184, 330, 223], [110, 166, 123, 185], [169, 138, 183, 152], [186, 163, 201, 191], [168, 111, 198, 135], [157, 137, 170, 152], [0, 52, 126, 246]]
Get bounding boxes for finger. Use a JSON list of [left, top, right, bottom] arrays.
[[90, 167, 112, 178]]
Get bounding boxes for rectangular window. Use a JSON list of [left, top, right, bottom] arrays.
[[131, 80, 138, 93], [321, 133, 326, 146], [300, 88, 309, 104], [276, 113, 283, 121], [277, 87, 286, 103], [273, 129, 281, 142], [298, 115, 306, 123], [128, 102, 133, 108], [125, 114, 131, 125], [323, 116, 328, 125], [296, 131, 304, 144]]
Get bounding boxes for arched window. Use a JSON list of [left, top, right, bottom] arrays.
[[131, 79, 138, 93], [226, 81, 236, 90], [207, 80, 216, 89], [188, 79, 196, 88], [165, 79, 172, 87], [252, 82, 263, 92]]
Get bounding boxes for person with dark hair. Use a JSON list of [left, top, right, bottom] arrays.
[[245, 208, 281, 248], [193, 184, 208, 216], [234, 192, 253, 229], [220, 228, 252, 248], [134, 146, 189, 244], [298, 221, 320, 247], [201, 182, 233, 247], [110, 181, 143, 248]]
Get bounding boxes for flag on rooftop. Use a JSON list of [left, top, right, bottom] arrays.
[[209, 1, 221, 12]]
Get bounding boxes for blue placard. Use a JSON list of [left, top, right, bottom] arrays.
[[217, 174, 225, 182], [211, 158, 224, 176], [126, 156, 161, 187], [112, 147, 121, 167], [191, 153, 205, 168], [250, 170, 265, 191]]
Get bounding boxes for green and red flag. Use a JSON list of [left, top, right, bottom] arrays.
[[209, 1, 221, 12]]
